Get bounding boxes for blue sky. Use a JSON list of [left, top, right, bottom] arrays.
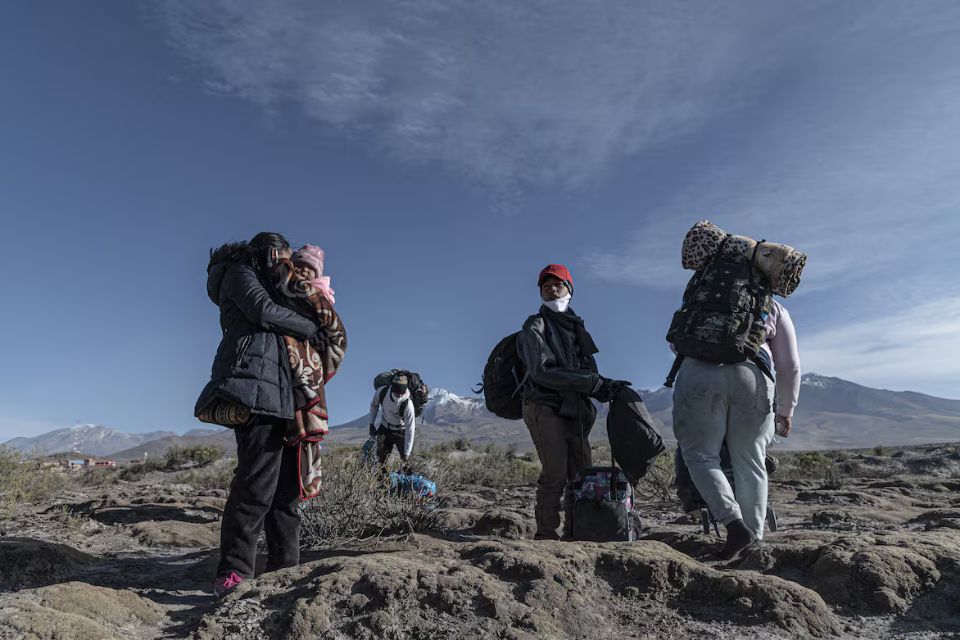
[[2, 1, 959, 439]]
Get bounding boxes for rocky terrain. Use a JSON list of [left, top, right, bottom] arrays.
[[3, 443, 960, 639]]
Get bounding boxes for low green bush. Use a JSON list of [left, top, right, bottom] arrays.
[[163, 445, 224, 469]]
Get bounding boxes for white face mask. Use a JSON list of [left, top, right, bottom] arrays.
[[543, 293, 572, 313]]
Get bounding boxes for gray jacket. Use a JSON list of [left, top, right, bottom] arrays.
[[516, 309, 600, 427], [195, 261, 318, 420]]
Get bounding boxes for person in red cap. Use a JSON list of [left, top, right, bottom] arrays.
[[516, 264, 629, 540]]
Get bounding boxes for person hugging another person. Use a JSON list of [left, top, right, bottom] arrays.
[[196, 233, 346, 599]]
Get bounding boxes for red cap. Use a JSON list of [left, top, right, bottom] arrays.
[[538, 264, 573, 293]]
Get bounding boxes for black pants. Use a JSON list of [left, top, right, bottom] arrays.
[[218, 417, 300, 578], [376, 429, 406, 466]]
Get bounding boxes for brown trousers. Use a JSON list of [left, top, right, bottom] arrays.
[[522, 400, 592, 537]]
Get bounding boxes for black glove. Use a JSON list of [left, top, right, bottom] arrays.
[[369, 424, 377, 438], [592, 378, 632, 403]]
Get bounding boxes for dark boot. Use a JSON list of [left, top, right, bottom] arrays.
[[717, 518, 755, 560], [534, 530, 560, 541]]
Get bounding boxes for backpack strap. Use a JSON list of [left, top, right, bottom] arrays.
[[664, 353, 685, 388], [714, 234, 733, 264], [381, 387, 413, 422], [749, 354, 776, 384]]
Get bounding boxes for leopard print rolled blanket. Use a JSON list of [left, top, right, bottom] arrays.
[[681, 220, 806, 297]]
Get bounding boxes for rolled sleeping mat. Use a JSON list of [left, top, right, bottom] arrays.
[[680, 220, 806, 297]]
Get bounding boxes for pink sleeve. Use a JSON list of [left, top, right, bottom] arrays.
[[769, 305, 801, 417]]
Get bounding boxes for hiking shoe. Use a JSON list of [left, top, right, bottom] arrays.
[[534, 530, 560, 541], [213, 571, 245, 598], [716, 519, 756, 561]]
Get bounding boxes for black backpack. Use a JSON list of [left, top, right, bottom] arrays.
[[606, 386, 665, 486], [569, 466, 640, 542], [665, 237, 773, 386], [374, 370, 429, 417], [478, 332, 528, 420]]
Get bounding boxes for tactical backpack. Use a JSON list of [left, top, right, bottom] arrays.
[[665, 236, 773, 387], [374, 370, 429, 417], [569, 466, 640, 542], [478, 332, 528, 420]]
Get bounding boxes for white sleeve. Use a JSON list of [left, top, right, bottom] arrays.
[[369, 389, 383, 427], [770, 307, 801, 417], [403, 401, 417, 457]]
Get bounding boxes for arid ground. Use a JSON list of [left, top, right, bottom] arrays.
[[3, 442, 960, 639]]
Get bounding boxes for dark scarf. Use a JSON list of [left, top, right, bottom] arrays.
[[539, 305, 599, 358]]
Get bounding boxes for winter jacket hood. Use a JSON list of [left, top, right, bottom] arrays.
[[206, 261, 229, 305]]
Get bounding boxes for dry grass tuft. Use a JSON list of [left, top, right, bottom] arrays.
[[0, 447, 70, 513], [300, 448, 443, 549]]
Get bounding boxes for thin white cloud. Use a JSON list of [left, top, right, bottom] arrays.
[[801, 297, 960, 399], [153, 0, 808, 189], [583, 4, 960, 295]]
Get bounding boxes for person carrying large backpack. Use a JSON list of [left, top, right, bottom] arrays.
[[369, 373, 418, 467], [517, 264, 629, 540], [666, 226, 802, 560]]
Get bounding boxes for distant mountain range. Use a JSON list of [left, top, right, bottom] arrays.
[[5, 374, 960, 459]]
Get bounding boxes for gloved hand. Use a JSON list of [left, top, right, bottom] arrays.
[[591, 377, 632, 403], [368, 424, 376, 438]]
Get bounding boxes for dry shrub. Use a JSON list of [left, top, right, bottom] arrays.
[[300, 449, 442, 549], [164, 445, 224, 469], [174, 459, 235, 490], [636, 449, 676, 502], [117, 458, 165, 482], [417, 444, 540, 489], [0, 447, 69, 511], [47, 505, 100, 535], [778, 451, 833, 481], [872, 445, 891, 457], [78, 467, 120, 487], [822, 462, 846, 490]]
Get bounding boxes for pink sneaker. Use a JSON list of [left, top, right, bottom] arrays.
[[213, 571, 245, 598]]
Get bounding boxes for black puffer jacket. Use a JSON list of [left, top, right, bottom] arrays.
[[516, 308, 600, 428], [195, 261, 318, 420]]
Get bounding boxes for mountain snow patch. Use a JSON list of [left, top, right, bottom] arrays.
[[428, 388, 483, 409]]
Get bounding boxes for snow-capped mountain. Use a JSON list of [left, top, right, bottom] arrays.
[[2, 424, 177, 457], [329, 375, 960, 452], [422, 388, 488, 425], [6, 375, 960, 458]]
